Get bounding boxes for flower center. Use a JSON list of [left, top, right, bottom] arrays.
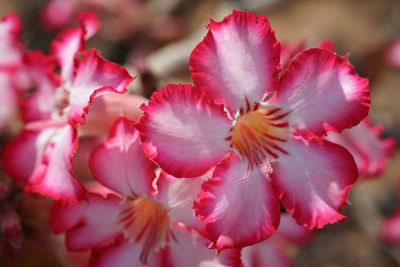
[[118, 197, 171, 264], [230, 105, 290, 168]]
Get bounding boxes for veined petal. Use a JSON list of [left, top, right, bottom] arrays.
[[189, 10, 280, 114], [89, 117, 156, 198], [50, 193, 123, 251], [271, 48, 370, 137], [380, 210, 400, 247], [325, 118, 396, 177], [193, 153, 280, 251], [68, 49, 134, 125], [137, 84, 232, 178], [156, 170, 211, 234], [89, 236, 163, 267], [271, 137, 358, 229], [165, 223, 242, 267], [26, 125, 86, 204], [20, 51, 59, 122]]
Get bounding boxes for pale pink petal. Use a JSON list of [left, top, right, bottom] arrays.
[[189, 10, 280, 114], [0, 72, 17, 128], [386, 37, 400, 68], [68, 49, 134, 125], [20, 51, 59, 122], [137, 84, 232, 178], [79, 12, 99, 40], [89, 237, 164, 267], [89, 117, 155, 198], [165, 223, 242, 267], [72, 137, 105, 180], [50, 193, 123, 251], [277, 213, 314, 245], [271, 137, 358, 229], [78, 93, 147, 136], [0, 13, 23, 69], [381, 210, 400, 247], [241, 240, 291, 267], [26, 125, 86, 204], [325, 118, 396, 177], [193, 153, 280, 251], [2, 128, 54, 182], [271, 48, 370, 137], [156, 170, 211, 234]]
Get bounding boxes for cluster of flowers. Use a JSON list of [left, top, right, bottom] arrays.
[[0, 10, 396, 266]]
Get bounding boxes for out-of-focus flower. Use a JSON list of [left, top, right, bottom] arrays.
[[385, 37, 400, 68], [2, 13, 134, 204], [326, 118, 396, 178], [50, 117, 241, 266], [242, 213, 314, 267], [0, 13, 24, 130], [137, 10, 370, 251]]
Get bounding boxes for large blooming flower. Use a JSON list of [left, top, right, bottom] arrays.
[[137, 11, 370, 250], [50, 117, 241, 267]]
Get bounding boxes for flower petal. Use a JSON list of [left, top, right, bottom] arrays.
[[156, 170, 211, 234], [0, 72, 17, 129], [89, 117, 156, 198], [276, 213, 314, 245], [325, 118, 396, 177], [241, 239, 291, 267], [165, 223, 242, 267], [68, 49, 134, 125], [2, 128, 54, 182], [137, 84, 232, 178], [50, 193, 123, 251], [26, 125, 86, 204], [380, 210, 400, 247], [78, 12, 99, 40], [271, 137, 358, 229], [89, 236, 164, 267], [189, 10, 280, 114], [20, 51, 59, 122], [0, 13, 23, 69], [271, 48, 370, 137], [193, 153, 280, 251]]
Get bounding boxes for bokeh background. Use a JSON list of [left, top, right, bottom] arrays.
[[1, 0, 400, 266]]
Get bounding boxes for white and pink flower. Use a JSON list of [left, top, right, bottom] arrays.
[[50, 117, 241, 266], [137, 11, 370, 250], [2, 13, 134, 204]]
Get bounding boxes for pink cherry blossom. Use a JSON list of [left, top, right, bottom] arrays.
[[50, 117, 242, 266], [137, 10, 370, 250]]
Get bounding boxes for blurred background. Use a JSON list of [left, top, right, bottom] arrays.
[[1, 0, 400, 266]]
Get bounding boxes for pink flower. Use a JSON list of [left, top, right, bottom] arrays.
[[242, 213, 314, 267], [0, 13, 24, 129], [137, 11, 370, 250], [326, 118, 396, 178], [386, 37, 400, 68], [2, 13, 134, 204], [50, 117, 241, 267]]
